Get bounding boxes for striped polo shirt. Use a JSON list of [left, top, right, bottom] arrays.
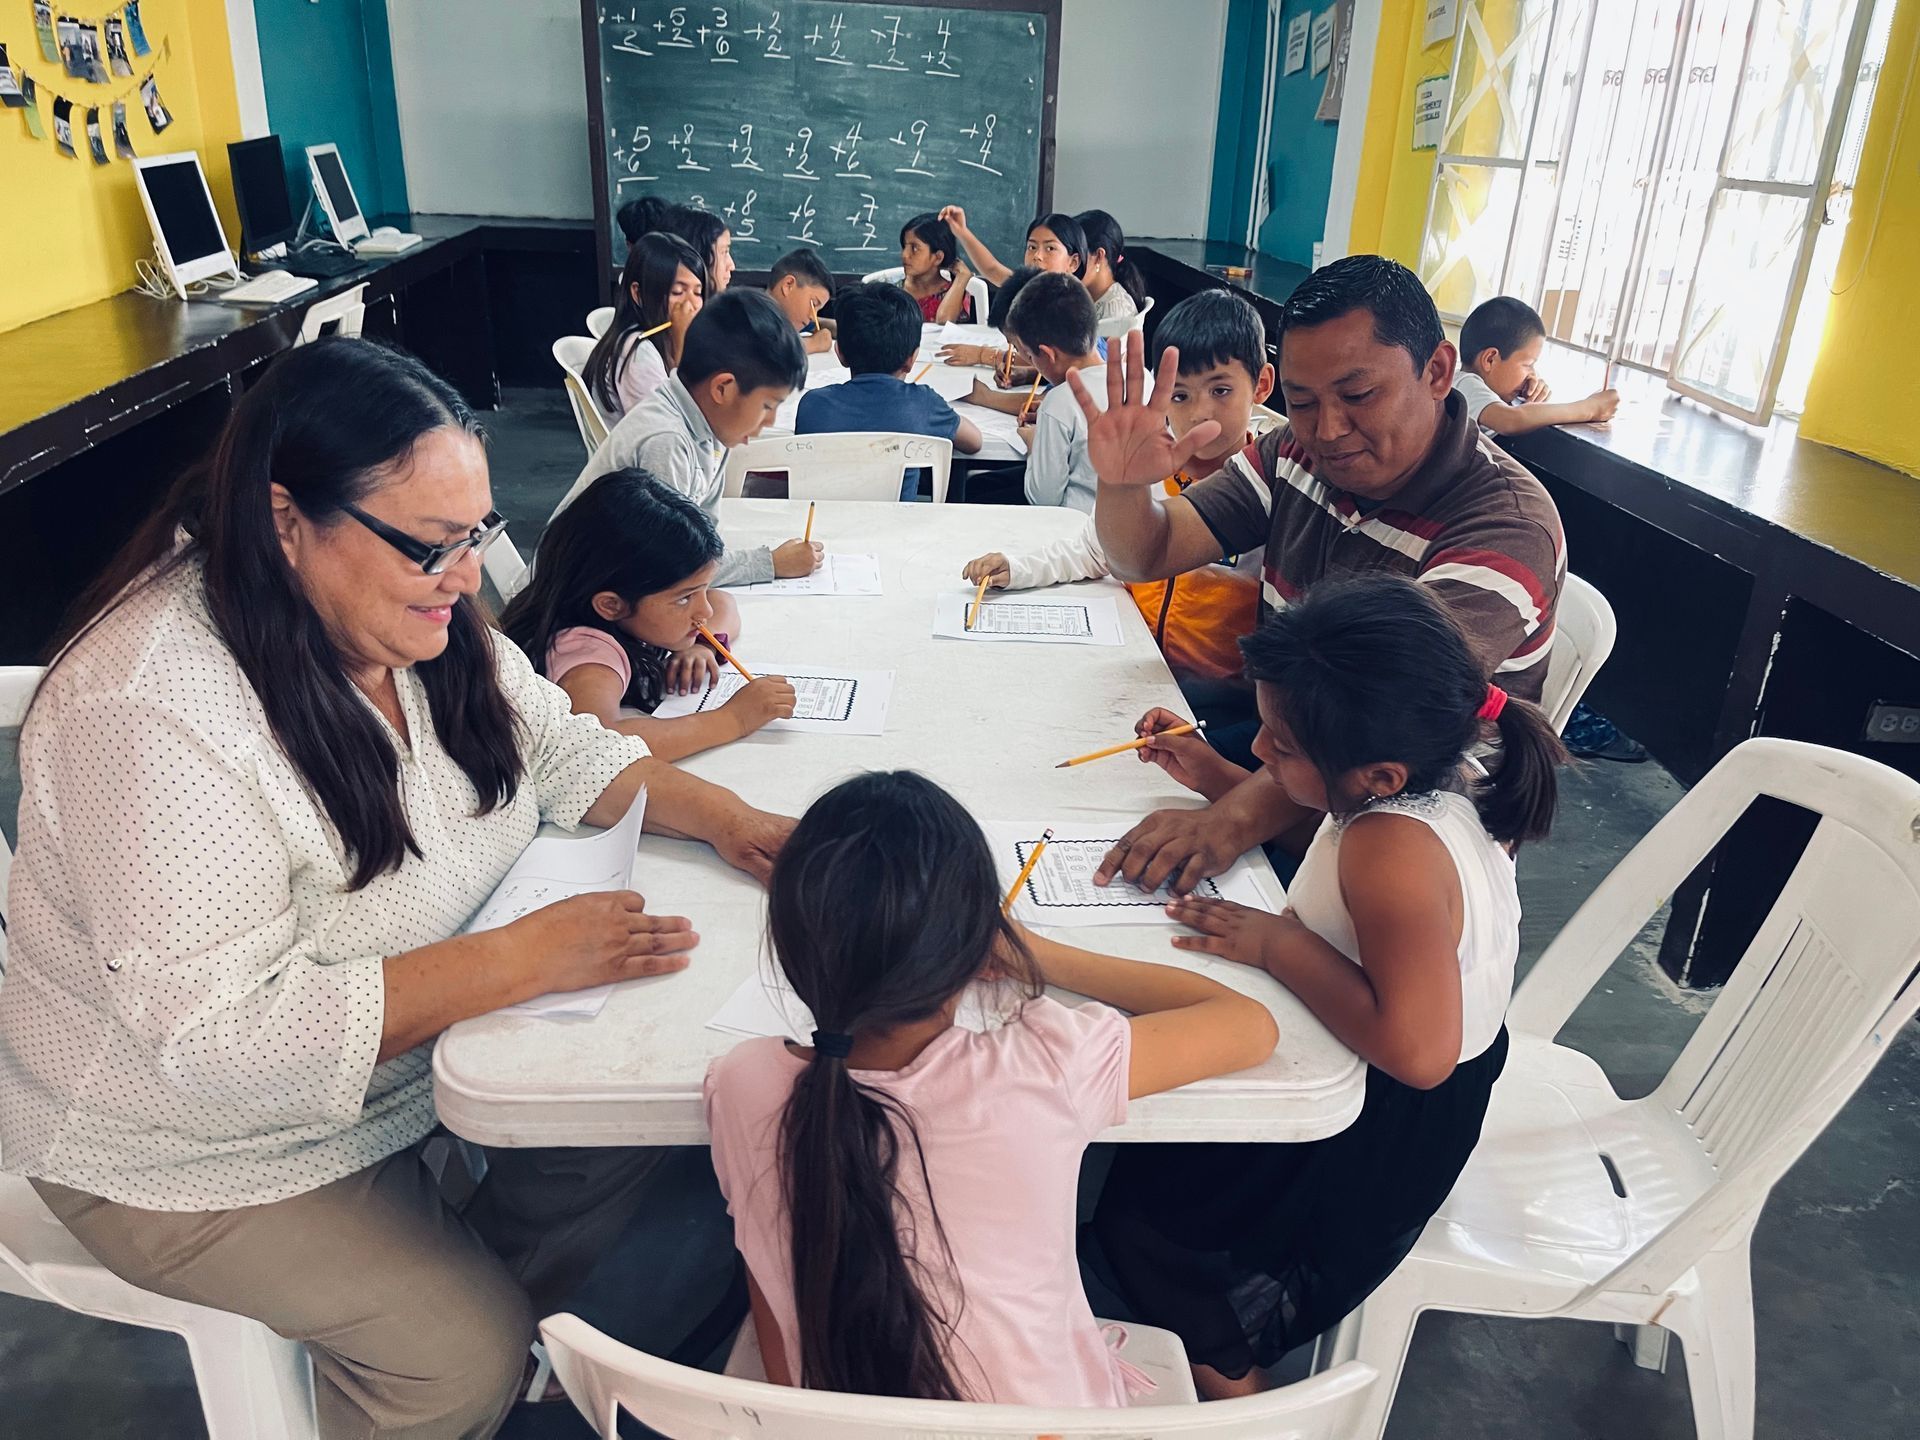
[[1181, 390, 1564, 701]]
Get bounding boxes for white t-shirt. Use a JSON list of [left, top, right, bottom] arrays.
[[1024, 362, 1150, 513], [1452, 371, 1504, 428]]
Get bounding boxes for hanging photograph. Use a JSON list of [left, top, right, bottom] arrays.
[[105, 16, 133, 78], [20, 74, 46, 137], [56, 16, 86, 79], [126, 0, 153, 58], [111, 98, 136, 157], [140, 73, 172, 133], [76, 20, 110, 84], [85, 103, 108, 163], [0, 44, 27, 108], [34, 2, 60, 65], [52, 94, 75, 157]]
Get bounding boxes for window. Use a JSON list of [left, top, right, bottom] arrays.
[[1417, 0, 1888, 424]]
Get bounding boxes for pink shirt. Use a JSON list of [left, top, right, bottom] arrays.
[[703, 996, 1137, 1407], [544, 626, 631, 692]]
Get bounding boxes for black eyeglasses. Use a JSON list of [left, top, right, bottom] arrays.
[[341, 503, 506, 575]]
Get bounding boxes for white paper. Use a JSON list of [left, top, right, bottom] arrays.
[[468, 789, 647, 1019], [708, 964, 1003, 1043], [1310, 7, 1335, 75], [985, 824, 1276, 929], [1285, 11, 1310, 73], [1413, 74, 1450, 151], [963, 401, 1030, 456], [1423, 0, 1459, 49], [933, 590, 1124, 646], [723, 552, 882, 596], [651, 666, 894, 735]]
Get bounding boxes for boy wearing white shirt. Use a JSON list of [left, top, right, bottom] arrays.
[[1454, 296, 1618, 436]]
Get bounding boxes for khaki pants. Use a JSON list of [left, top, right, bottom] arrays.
[[33, 1139, 664, 1440]]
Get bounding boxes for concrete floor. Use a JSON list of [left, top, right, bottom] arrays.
[[1, 386, 1913, 1439]]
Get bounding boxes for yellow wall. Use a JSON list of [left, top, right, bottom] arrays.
[[0, 0, 243, 333], [1345, 0, 1452, 266], [1799, 0, 1920, 477]]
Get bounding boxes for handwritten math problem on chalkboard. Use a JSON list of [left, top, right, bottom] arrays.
[[589, 1, 1054, 271]]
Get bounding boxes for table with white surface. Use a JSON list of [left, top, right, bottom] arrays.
[[434, 501, 1363, 1147], [768, 324, 1030, 463]]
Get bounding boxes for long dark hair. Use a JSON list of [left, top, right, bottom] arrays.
[[585, 231, 706, 413], [1238, 576, 1565, 844], [499, 469, 722, 713], [1076, 208, 1146, 307], [38, 338, 523, 889], [1026, 212, 1088, 276], [899, 211, 957, 271], [661, 204, 730, 287], [769, 771, 1041, 1401]]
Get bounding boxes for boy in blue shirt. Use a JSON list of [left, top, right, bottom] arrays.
[[796, 282, 983, 499]]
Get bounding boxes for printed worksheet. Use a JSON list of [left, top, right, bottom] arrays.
[[933, 589, 1124, 645], [652, 666, 893, 735], [722, 552, 883, 596], [466, 788, 647, 1017], [983, 823, 1279, 928], [708, 964, 1002, 1043]]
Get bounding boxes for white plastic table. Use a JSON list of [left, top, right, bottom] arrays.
[[434, 501, 1363, 1147]]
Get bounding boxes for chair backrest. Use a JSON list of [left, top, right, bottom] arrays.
[[859, 267, 990, 324], [1097, 293, 1154, 341], [552, 336, 612, 455], [541, 1313, 1377, 1440], [1, 666, 45, 978], [1539, 571, 1617, 733], [586, 305, 615, 339], [723, 432, 951, 503], [482, 527, 531, 604], [1506, 738, 1920, 1300], [295, 283, 367, 346]]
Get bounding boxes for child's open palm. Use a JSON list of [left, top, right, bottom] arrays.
[[1066, 332, 1222, 489]]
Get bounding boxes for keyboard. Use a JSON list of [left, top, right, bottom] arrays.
[[214, 270, 318, 306], [284, 248, 364, 279]]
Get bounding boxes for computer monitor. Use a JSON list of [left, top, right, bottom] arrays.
[[305, 143, 368, 247], [229, 135, 297, 258], [132, 152, 240, 297]]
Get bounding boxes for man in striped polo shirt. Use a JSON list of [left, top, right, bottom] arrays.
[[1070, 255, 1564, 893]]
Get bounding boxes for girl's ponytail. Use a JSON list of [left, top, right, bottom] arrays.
[[1475, 686, 1568, 846]]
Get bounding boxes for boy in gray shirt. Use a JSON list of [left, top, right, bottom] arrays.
[[1009, 272, 1144, 514]]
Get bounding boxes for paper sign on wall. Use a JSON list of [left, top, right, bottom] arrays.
[[1310, 8, 1336, 77], [1315, 0, 1354, 122], [1424, 0, 1460, 49], [1284, 11, 1310, 75], [1413, 74, 1450, 150]]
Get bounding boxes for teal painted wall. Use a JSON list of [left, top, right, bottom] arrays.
[[253, 0, 409, 221], [1209, 0, 1339, 265]]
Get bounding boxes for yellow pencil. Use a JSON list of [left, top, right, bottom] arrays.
[[965, 574, 990, 630], [1018, 374, 1041, 423], [638, 318, 673, 339], [911, 362, 932, 383], [1002, 828, 1055, 913], [1056, 719, 1207, 769], [999, 347, 1012, 386], [802, 501, 815, 544], [696, 624, 755, 681]]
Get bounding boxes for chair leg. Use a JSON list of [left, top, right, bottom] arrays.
[[1670, 1247, 1756, 1440], [179, 1310, 317, 1440], [1315, 1279, 1423, 1440], [1614, 1321, 1672, 1372]]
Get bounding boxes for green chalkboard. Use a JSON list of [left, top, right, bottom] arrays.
[[582, 0, 1060, 281]]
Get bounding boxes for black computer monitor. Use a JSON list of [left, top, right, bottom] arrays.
[[229, 135, 297, 256]]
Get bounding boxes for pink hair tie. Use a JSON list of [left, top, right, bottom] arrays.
[[1477, 685, 1508, 721]]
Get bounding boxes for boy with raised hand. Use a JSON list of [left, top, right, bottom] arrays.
[[767, 247, 837, 355], [554, 288, 820, 585], [1455, 296, 1618, 436], [962, 290, 1274, 698]]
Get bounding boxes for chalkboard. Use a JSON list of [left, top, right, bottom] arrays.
[[582, 0, 1061, 283]]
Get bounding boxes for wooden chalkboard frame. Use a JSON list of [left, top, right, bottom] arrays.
[[580, 0, 1063, 287]]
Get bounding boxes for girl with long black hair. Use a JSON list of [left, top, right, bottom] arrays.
[[584, 230, 705, 419]]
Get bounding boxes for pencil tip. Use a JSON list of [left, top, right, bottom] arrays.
[[1054, 761, 1068, 768]]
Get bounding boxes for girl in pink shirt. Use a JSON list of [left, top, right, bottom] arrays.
[[500, 469, 795, 759], [703, 771, 1278, 1407]]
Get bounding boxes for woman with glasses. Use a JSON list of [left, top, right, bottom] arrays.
[[0, 338, 791, 1437]]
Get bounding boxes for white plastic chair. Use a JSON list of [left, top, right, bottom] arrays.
[[1317, 737, 1920, 1440], [586, 305, 615, 339], [1, 664, 42, 978], [294, 283, 366, 346], [723, 431, 952, 503], [1540, 571, 1617, 733], [1096, 292, 1154, 341], [481, 525, 531, 603], [861, 264, 991, 324], [542, 1311, 1378, 1439], [552, 336, 612, 455]]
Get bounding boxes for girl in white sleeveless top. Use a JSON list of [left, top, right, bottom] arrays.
[[1093, 574, 1567, 1399]]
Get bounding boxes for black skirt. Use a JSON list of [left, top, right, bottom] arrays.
[[1089, 1027, 1509, 1378]]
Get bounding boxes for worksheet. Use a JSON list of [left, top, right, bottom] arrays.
[[652, 667, 894, 735], [708, 964, 1001, 1043], [983, 823, 1278, 928], [933, 590, 1125, 646], [722, 552, 883, 596], [466, 789, 647, 1018]]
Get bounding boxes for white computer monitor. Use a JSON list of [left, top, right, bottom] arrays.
[[306, 143, 369, 247], [132, 152, 241, 297]]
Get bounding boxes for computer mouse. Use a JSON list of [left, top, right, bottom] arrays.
[[371, 226, 399, 239]]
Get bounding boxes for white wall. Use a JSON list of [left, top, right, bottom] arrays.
[[384, 0, 1225, 237]]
